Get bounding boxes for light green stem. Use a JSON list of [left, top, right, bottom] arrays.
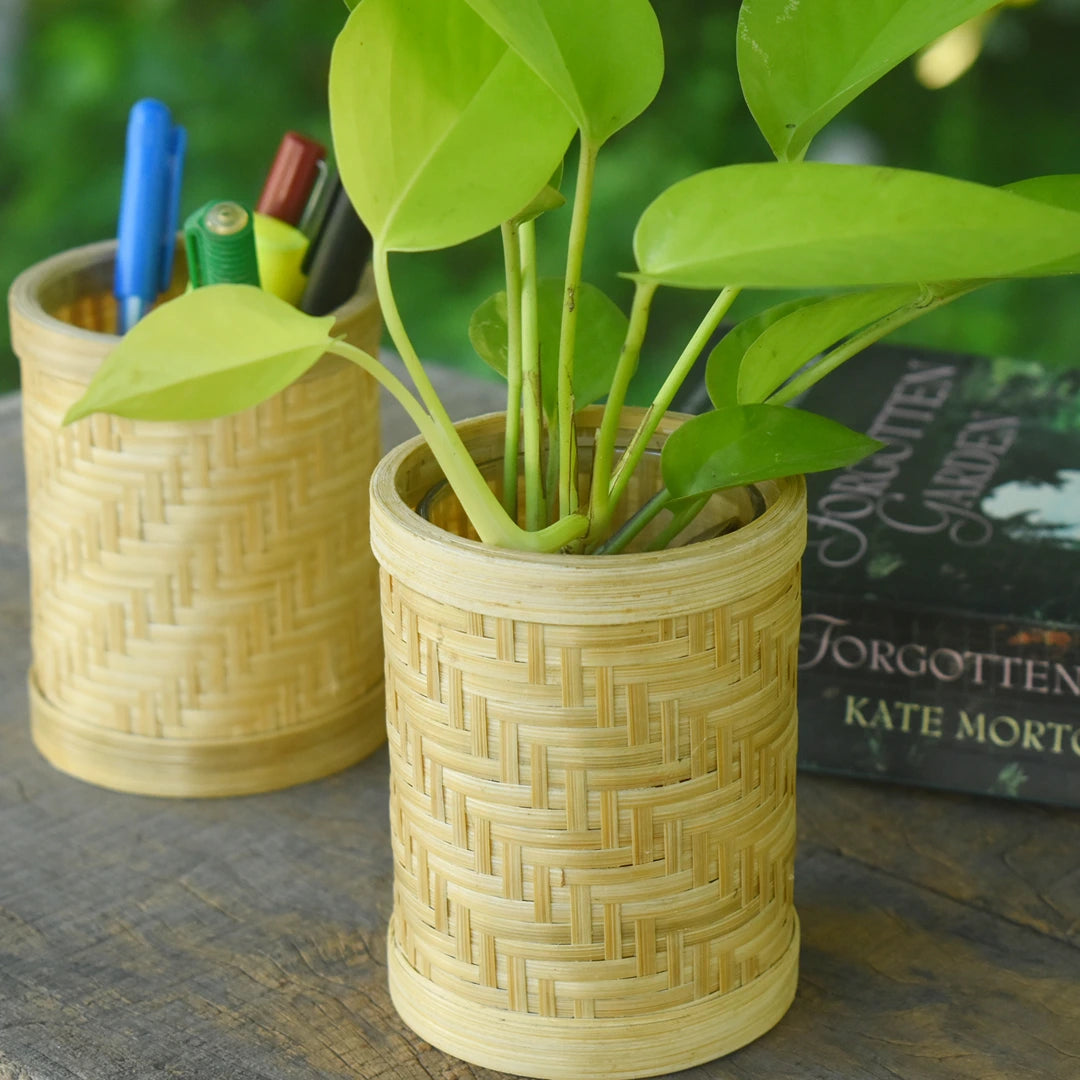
[[500, 222, 524, 520], [519, 219, 544, 530], [333, 340, 508, 545], [768, 285, 975, 406], [374, 246, 459, 432], [589, 279, 658, 529], [328, 339, 430, 434], [545, 434, 559, 523], [372, 245, 584, 552], [555, 139, 600, 519], [590, 487, 672, 555], [644, 492, 709, 552], [607, 286, 741, 521]]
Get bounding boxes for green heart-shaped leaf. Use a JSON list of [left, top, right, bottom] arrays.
[[469, 278, 628, 417], [330, 0, 576, 252], [705, 298, 818, 408], [737, 286, 922, 403], [469, 291, 514, 375], [462, 0, 663, 146], [738, 0, 1004, 162], [635, 163, 1080, 290], [661, 405, 883, 499], [64, 286, 336, 423]]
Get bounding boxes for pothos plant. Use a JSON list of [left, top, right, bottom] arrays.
[[68, 0, 1080, 556]]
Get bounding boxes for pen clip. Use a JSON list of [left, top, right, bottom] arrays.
[[159, 124, 187, 293], [184, 217, 206, 289], [298, 159, 331, 240]]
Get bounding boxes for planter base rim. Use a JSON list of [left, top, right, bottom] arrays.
[[386, 915, 799, 1080], [29, 670, 386, 798]]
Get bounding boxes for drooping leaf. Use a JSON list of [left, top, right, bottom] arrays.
[[661, 405, 883, 499], [461, 0, 663, 146], [63, 286, 336, 423], [737, 285, 922, 403], [705, 297, 818, 408], [329, 0, 576, 252], [634, 163, 1080, 290], [737, 0, 1003, 162], [469, 278, 628, 417]]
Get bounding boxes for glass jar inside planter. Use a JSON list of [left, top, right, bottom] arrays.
[[416, 410, 769, 552]]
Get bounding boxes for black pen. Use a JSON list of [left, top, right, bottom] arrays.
[[299, 173, 373, 316]]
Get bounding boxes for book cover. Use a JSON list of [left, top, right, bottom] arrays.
[[794, 344, 1080, 806]]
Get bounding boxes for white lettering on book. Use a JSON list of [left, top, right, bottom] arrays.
[[801, 614, 1080, 698], [806, 358, 1020, 567], [842, 695, 1080, 758]]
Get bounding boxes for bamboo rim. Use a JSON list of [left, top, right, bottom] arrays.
[[388, 918, 799, 1080], [8, 237, 379, 385], [29, 671, 386, 798], [371, 408, 807, 623]]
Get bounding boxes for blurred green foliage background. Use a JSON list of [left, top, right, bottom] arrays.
[[3, 0, 1080, 397]]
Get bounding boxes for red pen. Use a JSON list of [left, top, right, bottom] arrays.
[[256, 132, 326, 226]]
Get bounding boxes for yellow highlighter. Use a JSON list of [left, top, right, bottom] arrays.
[[253, 212, 308, 305]]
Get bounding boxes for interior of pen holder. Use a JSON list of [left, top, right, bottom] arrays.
[[40, 245, 189, 335]]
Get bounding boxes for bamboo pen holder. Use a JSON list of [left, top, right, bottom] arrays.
[[8, 239, 386, 797]]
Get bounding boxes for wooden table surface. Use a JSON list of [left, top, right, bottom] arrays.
[[1, 369, 1078, 1080]]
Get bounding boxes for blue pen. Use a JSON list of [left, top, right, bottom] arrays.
[[114, 99, 186, 334]]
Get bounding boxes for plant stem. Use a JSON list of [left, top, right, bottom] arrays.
[[328, 339, 429, 433], [644, 492, 709, 552], [374, 246, 460, 432], [372, 245, 575, 550], [766, 285, 975, 406], [519, 219, 545, 530], [331, 342, 513, 545], [589, 279, 658, 529], [590, 487, 672, 555], [606, 286, 741, 521], [339, 332, 587, 552], [500, 221, 523, 520], [545, 431, 559, 523], [555, 138, 600, 519]]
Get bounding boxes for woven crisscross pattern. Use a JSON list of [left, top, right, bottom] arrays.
[[11, 241, 386, 795], [371, 411, 805, 1078]]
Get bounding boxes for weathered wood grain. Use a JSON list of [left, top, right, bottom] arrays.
[[798, 773, 1080, 948], [1, 373, 1078, 1080]]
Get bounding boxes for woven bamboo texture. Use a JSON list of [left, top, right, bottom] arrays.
[[370, 410, 806, 1079], [9, 239, 386, 796]]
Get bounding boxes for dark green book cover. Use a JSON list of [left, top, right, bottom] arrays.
[[794, 345, 1080, 806]]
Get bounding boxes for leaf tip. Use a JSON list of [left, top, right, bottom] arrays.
[[62, 400, 91, 426]]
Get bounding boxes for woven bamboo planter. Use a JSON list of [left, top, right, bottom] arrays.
[[369, 408, 807, 1079], [9, 238, 386, 797]]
